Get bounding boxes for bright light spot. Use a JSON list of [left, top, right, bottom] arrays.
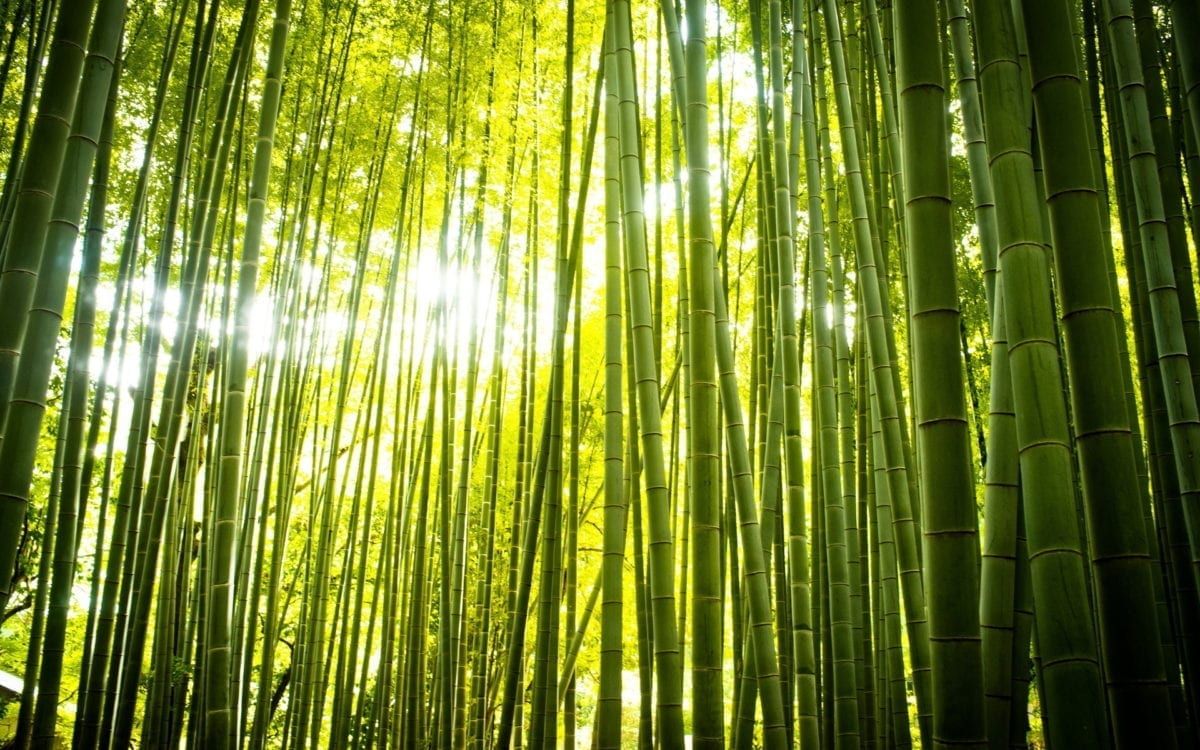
[[248, 295, 276, 359]]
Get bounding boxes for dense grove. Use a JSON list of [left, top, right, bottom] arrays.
[[0, 0, 1197, 748]]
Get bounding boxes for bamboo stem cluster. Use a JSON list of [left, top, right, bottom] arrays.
[[2, 0, 1200, 748]]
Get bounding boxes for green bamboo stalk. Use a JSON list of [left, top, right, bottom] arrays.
[[788, 13, 822, 747], [0, 0, 97, 480], [30, 30, 122, 746], [1130, 0, 1200, 397], [1170, 0, 1200, 154], [972, 0, 1111, 746], [817, 1, 933, 741], [610, 0, 683, 743], [596, 34, 626, 742], [204, 0, 292, 744], [945, 0, 999, 311], [0, 0, 103, 602], [1097, 0, 1200, 599], [866, 351, 912, 749], [12, 376, 68, 750], [1012, 0, 1180, 743], [895, 1, 986, 745], [687, 0, 727, 710]]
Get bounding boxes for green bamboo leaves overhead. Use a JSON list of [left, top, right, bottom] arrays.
[[2, 0, 1200, 748]]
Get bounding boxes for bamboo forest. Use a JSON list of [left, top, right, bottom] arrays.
[[5, 0, 1200, 747]]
